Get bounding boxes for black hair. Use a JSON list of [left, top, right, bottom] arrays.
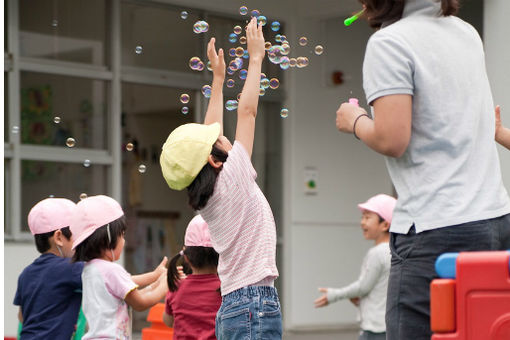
[[167, 246, 219, 292], [34, 227, 72, 253], [359, 0, 459, 29], [187, 143, 228, 211], [72, 216, 127, 263]]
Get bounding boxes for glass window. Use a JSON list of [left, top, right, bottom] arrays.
[[21, 160, 108, 232], [19, 0, 108, 66], [121, 3, 201, 73], [20, 72, 108, 149]]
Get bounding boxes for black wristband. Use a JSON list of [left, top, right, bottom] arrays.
[[353, 114, 370, 140]]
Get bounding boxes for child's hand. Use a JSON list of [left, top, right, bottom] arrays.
[[313, 288, 330, 308], [154, 256, 168, 277], [207, 38, 225, 79], [246, 17, 265, 62], [176, 265, 187, 280]]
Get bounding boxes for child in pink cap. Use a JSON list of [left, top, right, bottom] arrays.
[[163, 215, 221, 339], [71, 195, 168, 340], [314, 194, 396, 340], [13, 198, 84, 340]]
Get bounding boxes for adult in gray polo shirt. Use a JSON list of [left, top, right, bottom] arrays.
[[335, 0, 510, 339]]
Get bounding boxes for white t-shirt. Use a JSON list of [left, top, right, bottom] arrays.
[[327, 242, 391, 333], [82, 259, 138, 340], [363, 0, 510, 234], [200, 141, 279, 296]]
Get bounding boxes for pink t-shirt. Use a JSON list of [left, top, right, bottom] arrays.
[[200, 141, 279, 295], [165, 274, 221, 340]]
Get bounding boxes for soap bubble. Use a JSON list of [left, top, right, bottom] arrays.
[[279, 56, 290, 70], [227, 67, 235, 75], [201, 85, 212, 98], [280, 108, 289, 118], [229, 33, 238, 43], [126, 143, 134, 151], [193, 20, 209, 34], [225, 100, 238, 111], [297, 56, 309, 68], [227, 79, 235, 88], [260, 78, 270, 89], [280, 35, 287, 41], [235, 47, 245, 58], [289, 58, 297, 67], [257, 15, 267, 26], [135, 46, 143, 54], [233, 25, 242, 35], [299, 37, 308, 46], [251, 9, 260, 18], [271, 21, 281, 32], [83, 159, 91, 167], [51, 19, 58, 27], [80, 193, 88, 200], [275, 34, 282, 43], [240, 36, 247, 45], [315, 45, 324, 55], [181, 107, 189, 114], [259, 88, 266, 96], [243, 50, 249, 59], [66, 137, 76, 148], [265, 42, 272, 51], [138, 164, 147, 174], [268, 45, 285, 64], [229, 60, 239, 71], [206, 61, 212, 71], [239, 69, 248, 80], [180, 11, 188, 19], [53, 116, 61, 124], [261, 73, 267, 79], [189, 57, 202, 71], [229, 48, 236, 57], [11, 126, 19, 134], [281, 42, 290, 55], [239, 6, 248, 15], [269, 78, 280, 89], [196, 62, 205, 71], [180, 93, 190, 104]]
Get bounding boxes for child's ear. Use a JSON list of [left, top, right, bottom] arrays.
[[207, 155, 223, 169], [53, 230, 64, 247], [381, 220, 390, 232]]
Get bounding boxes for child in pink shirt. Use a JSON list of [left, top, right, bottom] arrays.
[[163, 215, 221, 339]]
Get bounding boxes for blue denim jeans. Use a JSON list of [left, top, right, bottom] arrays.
[[386, 213, 510, 340], [215, 286, 282, 340], [358, 330, 386, 340]]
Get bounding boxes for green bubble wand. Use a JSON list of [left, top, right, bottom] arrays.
[[344, 9, 365, 26]]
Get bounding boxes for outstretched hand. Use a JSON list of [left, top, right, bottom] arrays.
[[246, 17, 265, 62], [207, 38, 225, 79], [314, 288, 330, 308], [154, 256, 168, 277]]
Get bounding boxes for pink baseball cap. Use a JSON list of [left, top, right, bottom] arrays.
[[358, 194, 397, 224], [28, 198, 77, 235], [184, 215, 213, 247], [70, 195, 124, 250]]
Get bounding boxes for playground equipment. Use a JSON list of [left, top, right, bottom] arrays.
[[141, 303, 174, 340], [431, 250, 510, 340]]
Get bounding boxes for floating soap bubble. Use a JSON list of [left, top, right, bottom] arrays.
[[11, 126, 19, 134], [135, 46, 143, 54], [259, 88, 266, 96], [297, 56, 309, 68], [280, 108, 289, 118], [138, 164, 147, 174], [260, 78, 270, 89], [180, 11, 188, 19], [227, 79, 235, 88], [225, 100, 238, 111], [257, 15, 267, 26], [233, 25, 242, 35], [280, 35, 287, 41], [268, 45, 285, 64], [83, 159, 91, 167], [281, 42, 290, 55], [237, 93, 242, 101], [289, 58, 297, 67], [261, 73, 267, 79], [66, 137, 76, 148], [271, 21, 281, 32], [49, 195, 55, 198], [229, 48, 236, 57], [229, 60, 239, 71], [275, 34, 282, 43], [126, 143, 134, 151], [239, 6, 248, 15], [53, 116, 61, 124], [193, 20, 209, 34], [280, 56, 290, 70], [243, 50, 249, 59], [201, 85, 212, 98], [239, 69, 248, 80], [265, 42, 272, 51], [180, 93, 190, 104], [206, 61, 212, 71], [235, 47, 245, 58], [227, 67, 235, 75], [240, 36, 247, 45], [52, 19, 58, 27], [251, 9, 260, 18], [269, 78, 280, 89], [299, 37, 308, 46], [189, 57, 202, 71], [229, 33, 238, 43], [181, 106, 189, 115], [80, 193, 88, 200], [315, 45, 324, 55], [196, 61, 205, 71]]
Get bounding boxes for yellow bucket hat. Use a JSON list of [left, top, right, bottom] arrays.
[[160, 122, 221, 190]]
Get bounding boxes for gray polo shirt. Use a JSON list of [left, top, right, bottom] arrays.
[[363, 0, 510, 233]]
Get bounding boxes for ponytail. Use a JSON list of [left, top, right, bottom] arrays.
[[167, 246, 219, 292], [167, 251, 184, 292]]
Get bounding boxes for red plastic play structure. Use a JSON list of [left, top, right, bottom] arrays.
[[430, 250, 510, 340], [141, 303, 174, 340]]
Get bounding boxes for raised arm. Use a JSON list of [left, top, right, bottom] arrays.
[[235, 17, 265, 158], [495, 105, 510, 150], [125, 272, 168, 312], [204, 38, 226, 135]]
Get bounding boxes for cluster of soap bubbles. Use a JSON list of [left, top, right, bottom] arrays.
[[189, 56, 205, 71], [193, 20, 209, 34]]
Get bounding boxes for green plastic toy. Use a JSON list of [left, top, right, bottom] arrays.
[[344, 9, 365, 26], [17, 308, 86, 340]]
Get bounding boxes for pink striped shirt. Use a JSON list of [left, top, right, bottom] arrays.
[[200, 141, 279, 296]]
